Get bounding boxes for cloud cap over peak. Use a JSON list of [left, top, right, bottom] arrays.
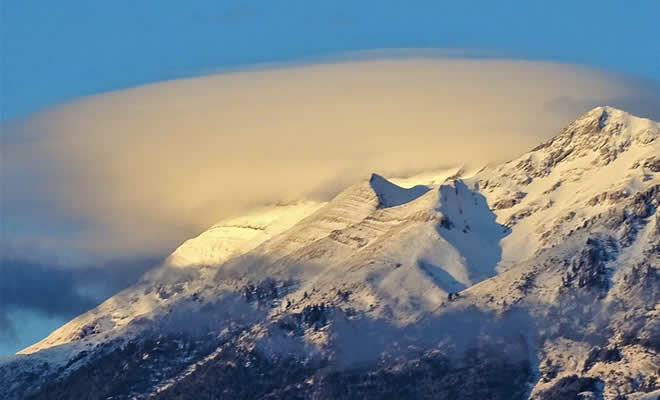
[[3, 56, 660, 263]]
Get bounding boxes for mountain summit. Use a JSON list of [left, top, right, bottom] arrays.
[[3, 107, 659, 400]]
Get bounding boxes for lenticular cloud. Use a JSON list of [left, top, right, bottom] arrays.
[[3, 56, 660, 263]]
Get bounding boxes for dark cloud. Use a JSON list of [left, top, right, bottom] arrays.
[[0, 255, 161, 343], [1, 260, 96, 317], [0, 313, 16, 342]]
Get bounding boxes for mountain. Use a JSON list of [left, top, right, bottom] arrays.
[[2, 106, 659, 399]]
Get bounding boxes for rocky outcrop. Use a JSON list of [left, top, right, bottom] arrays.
[[561, 238, 612, 292], [492, 191, 526, 210], [534, 375, 602, 400]]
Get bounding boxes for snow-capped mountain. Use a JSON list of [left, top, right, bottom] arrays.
[[2, 107, 658, 399]]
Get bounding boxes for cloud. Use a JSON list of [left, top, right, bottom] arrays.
[[2, 56, 660, 266], [0, 255, 159, 353], [0, 259, 96, 317], [543, 76, 660, 120], [0, 313, 15, 342]]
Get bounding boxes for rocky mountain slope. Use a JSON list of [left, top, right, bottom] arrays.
[[2, 106, 658, 399]]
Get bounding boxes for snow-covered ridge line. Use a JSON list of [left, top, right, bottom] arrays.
[[3, 106, 659, 400], [15, 106, 659, 353]]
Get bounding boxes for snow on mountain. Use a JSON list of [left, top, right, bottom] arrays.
[[2, 106, 658, 400], [166, 201, 325, 269], [11, 202, 324, 356], [469, 106, 660, 270]]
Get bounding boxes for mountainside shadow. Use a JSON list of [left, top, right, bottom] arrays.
[[434, 180, 511, 283], [417, 259, 467, 292], [369, 173, 430, 208]]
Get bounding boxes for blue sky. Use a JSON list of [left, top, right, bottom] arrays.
[[1, 1, 659, 357], [2, 0, 659, 121]]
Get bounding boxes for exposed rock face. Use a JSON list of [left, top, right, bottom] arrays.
[[611, 184, 660, 246], [492, 191, 527, 210], [534, 375, 602, 400], [582, 346, 622, 373], [561, 238, 612, 292]]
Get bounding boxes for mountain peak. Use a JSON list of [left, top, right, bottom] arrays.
[[368, 173, 430, 207], [573, 105, 634, 132], [522, 106, 659, 175], [571, 105, 660, 137]]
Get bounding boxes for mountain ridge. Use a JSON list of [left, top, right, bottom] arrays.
[[2, 106, 659, 400]]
